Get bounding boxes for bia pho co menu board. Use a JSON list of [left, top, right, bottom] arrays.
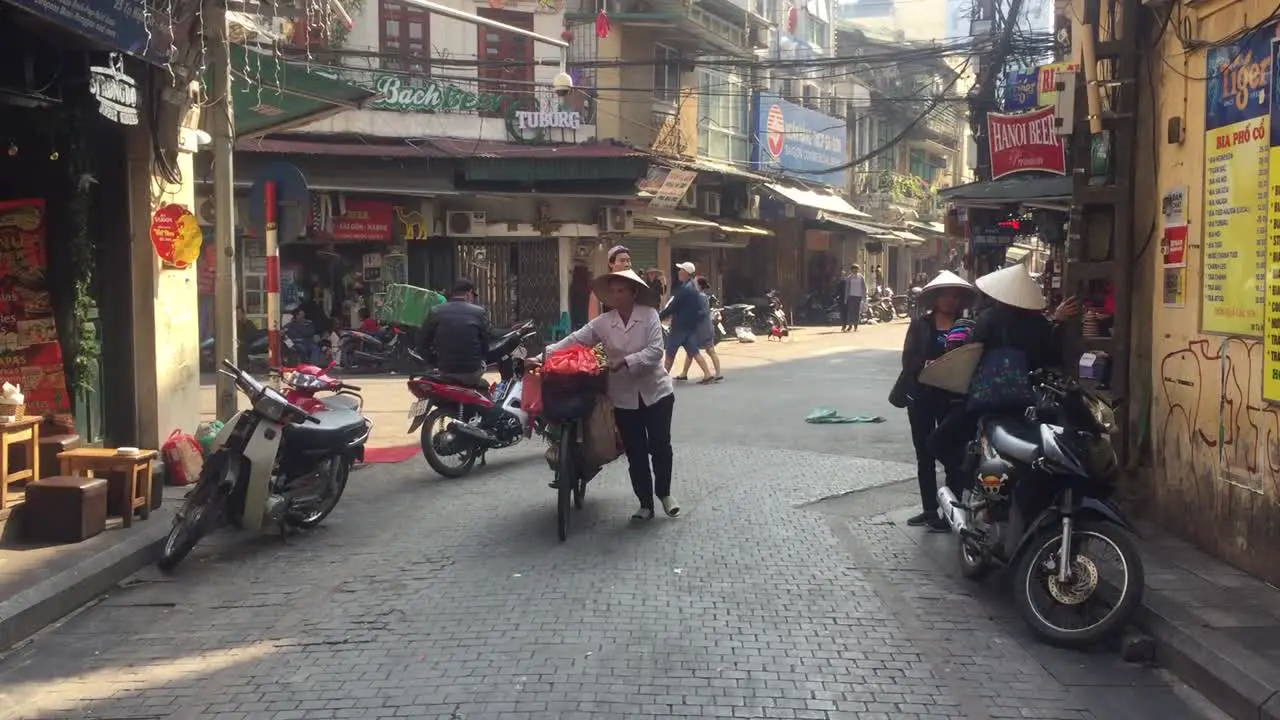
[[0, 199, 71, 421]]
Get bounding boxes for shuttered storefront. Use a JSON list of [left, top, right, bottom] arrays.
[[626, 237, 659, 273]]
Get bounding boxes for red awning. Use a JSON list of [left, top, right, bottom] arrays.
[[425, 138, 647, 159]]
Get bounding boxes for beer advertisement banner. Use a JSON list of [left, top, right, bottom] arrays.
[[1203, 26, 1278, 338], [0, 199, 71, 420], [1264, 36, 1280, 399]]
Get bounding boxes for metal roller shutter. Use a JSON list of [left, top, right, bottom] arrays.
[[626, 237, 659, 272]]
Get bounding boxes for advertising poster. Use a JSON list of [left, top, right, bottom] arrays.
[[1264, 37, 1280, 400], [1003, 69, 1039, 111], [1202, 26, 1278, 337], [1164, 268, 1186, 308], [331, 200, 393, 242], [751, 92, 848, 188], [0, 199, 71, 421], [1037, 63, 1080, 107], [1162, 186, 1189, 268]]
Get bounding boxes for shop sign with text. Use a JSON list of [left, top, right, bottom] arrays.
[[332, 200, 393, 242], [150, 204, 203, 268], [986, 107, 1066, 180], [89, 54, 139, 126]]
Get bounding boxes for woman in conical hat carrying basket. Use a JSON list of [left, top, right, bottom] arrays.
[[889, 270, 976, 531], [534, 269, 682, 521], [925, 264, 1081, 494]]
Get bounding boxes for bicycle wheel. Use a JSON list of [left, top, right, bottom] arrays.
[[556, 421, 575, 541], [573, 474, 586, 509]]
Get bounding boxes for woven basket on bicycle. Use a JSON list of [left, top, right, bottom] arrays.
[[541, 371, 608, 423]]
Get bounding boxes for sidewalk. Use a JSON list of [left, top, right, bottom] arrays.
[[0, 487, 179, 652], [1134, 524, 1280, 720]]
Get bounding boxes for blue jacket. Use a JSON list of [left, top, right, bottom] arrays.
[[660, 279, 706, 332]]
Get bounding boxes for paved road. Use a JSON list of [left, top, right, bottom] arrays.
[[3, 327, 1226, 720]]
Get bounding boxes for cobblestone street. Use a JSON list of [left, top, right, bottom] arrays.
[[0, 328, 1228, 720]]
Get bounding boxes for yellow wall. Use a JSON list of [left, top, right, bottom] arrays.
[[1122, 0, 1280, 582], [592, 25, 698, 157], [129, 125, 202, 449]]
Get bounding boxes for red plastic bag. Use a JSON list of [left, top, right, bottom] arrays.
[[161, 429, 203, 486], [523, 372, 543, 417], [544, 345, 602, 376]]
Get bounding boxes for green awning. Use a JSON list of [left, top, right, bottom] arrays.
[[225, 44, 375, 138]]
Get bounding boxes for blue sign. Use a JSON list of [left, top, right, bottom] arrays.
[[1206, 24, 1280, 131], [6, 0, 164, 62], [1003, 70, 1039, 111], [750, 92, 847, 189]]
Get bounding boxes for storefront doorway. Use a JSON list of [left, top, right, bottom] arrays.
[[454, 238, 560, 329]]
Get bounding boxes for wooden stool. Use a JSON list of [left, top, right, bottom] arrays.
[[22, 476, 108, 543], [58, 448, 158, 528], [39, 434, 82, 479], [0, 417, 40, 510]]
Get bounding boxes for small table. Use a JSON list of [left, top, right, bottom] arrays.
[[0, 417, 40, 509], [58, 448, 158, 527]]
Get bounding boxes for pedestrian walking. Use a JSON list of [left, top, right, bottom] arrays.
[[538, 268, 680, 520], [841, 264, 867, 332], [888, 270, 974, 531], [678, 276, 724, 382], [661, 262, 714, 383], [608, 245, 631, 272]]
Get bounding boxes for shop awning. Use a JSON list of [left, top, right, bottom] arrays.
[[639, 213, 773, 236], [717, 223, 773, 235], [894, 230, 926, 246], [642, 214, 720, 228], [227, 44, 376, 138], [1005, 243, 1037, 263], [815, 213, 885, 234], [663, 157, 770, 182], [937, 175, 1072, 207], [765, 184, 872, 218], [907, 220, 947, 235]]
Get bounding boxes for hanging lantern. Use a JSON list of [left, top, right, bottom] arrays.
[[786, 3, 798, 35], [596, 8, 611, 38]]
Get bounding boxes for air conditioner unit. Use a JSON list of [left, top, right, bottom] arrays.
[[679, 185, 697, 209], [1052, 71, 1077, 136], [196, 195, 216, 227], [445, 210, 487, 238], [748, 25, 771, 50], [700, 191, 722, 216], [599, 206, 635, 233]]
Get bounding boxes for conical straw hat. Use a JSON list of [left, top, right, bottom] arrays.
[[592, 269, 659, 307], [918, 342, 984, 394], [975, 263, 1045, 311]]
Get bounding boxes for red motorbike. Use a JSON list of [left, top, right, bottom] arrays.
[[407, 320, 543, 478], [277, 362, 368, 462]]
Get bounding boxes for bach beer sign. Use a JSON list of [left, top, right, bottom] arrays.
[[986, 106, 1066, 181]]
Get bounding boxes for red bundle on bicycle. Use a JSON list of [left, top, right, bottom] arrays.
[[541, 346, 608, 423], [523, 371, 544, 417]]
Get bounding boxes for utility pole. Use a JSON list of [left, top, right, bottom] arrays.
[[209, 1, 239, 421], [970, 0, 1027, 182]]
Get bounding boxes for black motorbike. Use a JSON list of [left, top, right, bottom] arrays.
[[799, 290, 842, 326], [407, 319, 544, 478], [937, 369, 1144, 648], [746, 289, 787, 334], [718, 302, 757, 338], [338, 325, 411, 373]]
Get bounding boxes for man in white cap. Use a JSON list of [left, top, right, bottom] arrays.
[[660, 261, 714, 382]]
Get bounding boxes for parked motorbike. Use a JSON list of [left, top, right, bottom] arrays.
[[937, 369, 1144, 647], [201, 335, 269, 373], [279, 360, 365, 415], [748, 289, 788, 334], [339, 326, 411, 373], [719, 303, 757, 337], [907, 284, 924, 318], [158, 360, 372, 571], [799, 290, 842, 326], [891, 294, 911, 318], [407, 319, 544, 478]]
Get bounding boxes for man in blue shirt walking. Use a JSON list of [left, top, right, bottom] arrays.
[[660, 262, 714, 383]]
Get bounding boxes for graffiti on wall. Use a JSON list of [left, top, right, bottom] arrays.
[[1158, 337, 1280, 495]]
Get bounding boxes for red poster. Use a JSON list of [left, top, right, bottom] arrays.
[[0, 199, 71, 421], [986, 107, 1067, 181], [1162, 225, 1188, 268], [331, 200, 393, 242]]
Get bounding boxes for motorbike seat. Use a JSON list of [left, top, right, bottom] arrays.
[[284, 407, 368, 451], [321, 394, 361, 412], [986, 417, 1041, 464]]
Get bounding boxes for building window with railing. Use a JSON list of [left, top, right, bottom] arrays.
[[696, 68, 748, 164], [380, 0, 430, 74], [654, 44, 681, 104], [477, 8, 535, 119]]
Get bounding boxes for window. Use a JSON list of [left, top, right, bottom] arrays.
[[805, 15, 828, 48], [477, 9, 535, 118], [696, 69, 748, 164], [654, 44, 680, 104], [380, 0, 430, 74]]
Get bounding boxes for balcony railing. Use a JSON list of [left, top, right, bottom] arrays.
[[857, 171, 941, 220], [923, 107, 960, 141]]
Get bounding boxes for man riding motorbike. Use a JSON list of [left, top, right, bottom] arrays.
[[419, 278, 492, 394]]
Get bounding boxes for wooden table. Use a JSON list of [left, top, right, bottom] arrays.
[[58, 448, 158, 527], [0, 417, 40, 509]]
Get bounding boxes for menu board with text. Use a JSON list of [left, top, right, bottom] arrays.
[[0, 199, 71, 421]]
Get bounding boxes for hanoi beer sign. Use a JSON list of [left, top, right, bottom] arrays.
[[986, 106, 1067, 180]]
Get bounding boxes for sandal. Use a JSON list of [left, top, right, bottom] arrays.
[[714, 376, 725, 382], [697, 377, 716, 385], [674, 376, 689, 382], [631, 507, 655, 521]]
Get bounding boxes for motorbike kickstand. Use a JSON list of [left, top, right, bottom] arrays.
[[277, 519, 289, 542], [478, 452, 488, 467]]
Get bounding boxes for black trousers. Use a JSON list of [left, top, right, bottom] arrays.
[[844, 296, 863, 328], [907, 396, 963, 514], [613, 393, 675, 508]]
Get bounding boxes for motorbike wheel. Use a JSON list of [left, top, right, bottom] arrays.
[[157, 454, 227, 572], [339, 339, 360, 370], [1013, 521, 1145, 648], [286, 456, 352, 529], [957, 536, 995, 580], [420, 408, 479, 479]]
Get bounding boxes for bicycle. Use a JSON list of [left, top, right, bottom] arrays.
[[527, 366, 605, 541]]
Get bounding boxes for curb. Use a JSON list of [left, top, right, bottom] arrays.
[[0, 519, 169, 653], [1136, 590, 1280, 720]]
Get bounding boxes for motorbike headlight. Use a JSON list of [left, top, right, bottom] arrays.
[[1089, 397, 1118, 436]]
